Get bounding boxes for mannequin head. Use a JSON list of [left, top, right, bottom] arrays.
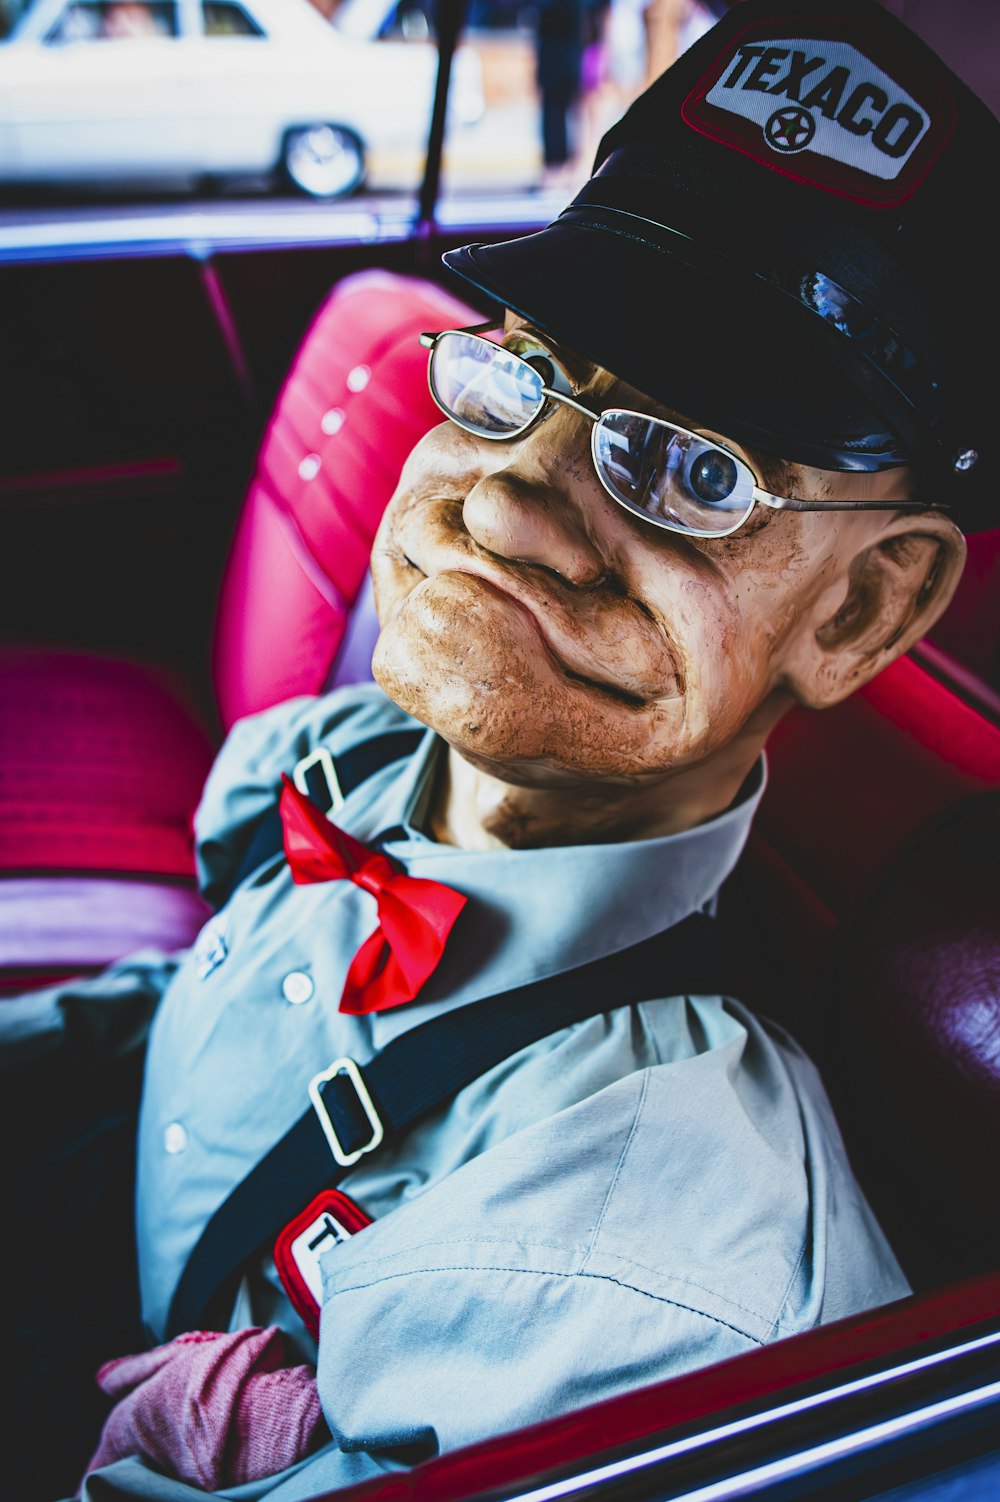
[[373, 0, 994, 844], [370, 320, 964, 841]]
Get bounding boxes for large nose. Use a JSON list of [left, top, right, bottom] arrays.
[[462, 407, 609, 586]]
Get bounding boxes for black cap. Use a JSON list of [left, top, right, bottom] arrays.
[[443, 0, 998, 529]]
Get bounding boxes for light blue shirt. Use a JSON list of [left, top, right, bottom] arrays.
[[139, 683, 785, 1355], [6, 684, 909, 1500]]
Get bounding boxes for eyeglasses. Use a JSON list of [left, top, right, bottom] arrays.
[[420, 325, 926, 540]]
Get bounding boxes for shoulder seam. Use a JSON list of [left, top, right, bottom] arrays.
[[580, 1068, 649, 1273], [328, 1261, 765, 1345]]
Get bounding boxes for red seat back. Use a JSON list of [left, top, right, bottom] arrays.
[[928, 528, 1000, 688], [0, 644, 216, 991], [807, 792, 1000, 1290], [725, 657, 1000, 1002], [211, 269, 479, 731]]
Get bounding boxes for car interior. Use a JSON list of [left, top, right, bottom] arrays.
[[2, 1, 999, 1498]]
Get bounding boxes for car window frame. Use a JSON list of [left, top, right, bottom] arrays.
[[199, 0, 265, 39]]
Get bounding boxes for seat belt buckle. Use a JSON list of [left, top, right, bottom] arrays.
[[274, 1188, 372, 1337], [309, 1057, 384, 1167], [293, 746, 344, 815]]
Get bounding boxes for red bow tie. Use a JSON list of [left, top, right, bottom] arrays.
[[279, 774, 467, 1016]]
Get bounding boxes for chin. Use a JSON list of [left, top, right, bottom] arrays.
[[371, 585, 554, 763], [370, 580, 696, 785]]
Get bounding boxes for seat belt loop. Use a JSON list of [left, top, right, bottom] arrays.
[[220, 726, 424, 907], [292, 747, 344, 815], [309, 1058, 384, 1167]]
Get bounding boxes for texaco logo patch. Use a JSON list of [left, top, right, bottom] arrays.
[[682, 9, 956, 205]]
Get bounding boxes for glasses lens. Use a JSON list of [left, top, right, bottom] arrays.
[[429, 332, 545, 437], [593, 412, 756, 536]]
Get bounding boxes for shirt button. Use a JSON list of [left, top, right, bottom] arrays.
[[298, 453, 322, 481], [321, 406, 345, 435], [282, 970, 315, 1006], [346, 363, 370, 393], [164, 1122, 188, 1155]]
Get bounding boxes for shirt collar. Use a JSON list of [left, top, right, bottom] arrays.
[[339, 727, 766, 1046]]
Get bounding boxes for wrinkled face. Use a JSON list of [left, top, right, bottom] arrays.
[[370, 318, 912, 789]]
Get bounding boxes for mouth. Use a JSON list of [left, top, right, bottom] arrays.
[[398, 542, 683, 705]]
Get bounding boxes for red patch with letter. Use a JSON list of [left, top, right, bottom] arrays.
[[274, 1189, 371, 1336]]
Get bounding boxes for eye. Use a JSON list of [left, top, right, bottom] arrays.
[[503, 332, 573, 395], [685, 446, 740, 506], [525, 354, 555, 388]]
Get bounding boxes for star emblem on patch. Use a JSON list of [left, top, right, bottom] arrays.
[[764, 106, 816, 153]]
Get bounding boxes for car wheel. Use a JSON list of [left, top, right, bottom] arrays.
[[281, 125, 366, 199]]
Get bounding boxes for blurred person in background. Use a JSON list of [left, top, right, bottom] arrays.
[[533, 0, 586, 189], [578, 0, 710, 174]]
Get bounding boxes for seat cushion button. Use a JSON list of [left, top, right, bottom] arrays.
[[282, 970, 314, 1005]]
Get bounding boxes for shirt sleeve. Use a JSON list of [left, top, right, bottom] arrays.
[[315, 1254, 757, 1467], [310, 1069, 763, 1475], [306, 1045, 907, 1479], [0, 947, 181, 1081]]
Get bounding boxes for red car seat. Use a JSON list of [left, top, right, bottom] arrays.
[[0, 646, 217, 994]]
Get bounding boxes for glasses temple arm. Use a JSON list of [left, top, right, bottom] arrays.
[[419, 320, 502, 349], [755, 488, 931, 514]]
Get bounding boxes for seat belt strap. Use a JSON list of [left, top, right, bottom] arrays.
[[167, 910, 732, 1336]]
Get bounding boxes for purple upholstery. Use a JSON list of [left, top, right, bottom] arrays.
[[328, 569, 381, 692], [0, 877, 212, 994]]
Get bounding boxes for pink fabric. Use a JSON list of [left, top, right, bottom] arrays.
[[82, 1328, 326, 1491]]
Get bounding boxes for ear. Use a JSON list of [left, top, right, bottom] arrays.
[[781, 511, 967, 710]]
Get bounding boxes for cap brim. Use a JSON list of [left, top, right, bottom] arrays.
[[442, 220, 908, 473]]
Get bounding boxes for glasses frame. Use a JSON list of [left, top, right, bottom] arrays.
[[420, 324, 928, 540]]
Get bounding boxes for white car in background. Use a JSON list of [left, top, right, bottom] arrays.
[[0, 0, 485, 197]]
